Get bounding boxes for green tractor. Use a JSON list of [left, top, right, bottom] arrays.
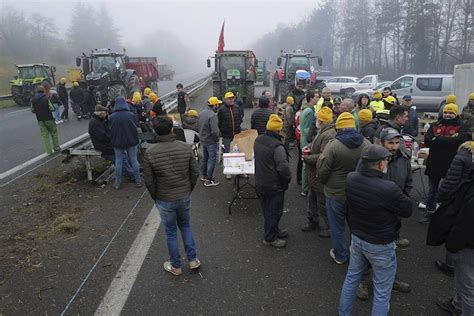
[[256, 60, 270, 86], [207, 50, 257, 108], [10, 64, 56, 106]]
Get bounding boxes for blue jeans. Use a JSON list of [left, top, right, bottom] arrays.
[[201, 143, 218, 179], [339, 234, 397, 316], [103, 153, 134, 177], [223, 137, 233, 153], [113, 146, 141, 186], [326, 197, 349, 262], [452, 248, 474, 314], [52, 103, 61, 122], [155, 197, 197, 269]]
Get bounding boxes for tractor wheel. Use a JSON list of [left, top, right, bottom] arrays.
[[108, 84, 127, 102], [11, 86, 30, 106], [245, 82, 255, 108], [278, 81, 289, 104], [212, 81, 222, 99], [126, 74, 141, 96]]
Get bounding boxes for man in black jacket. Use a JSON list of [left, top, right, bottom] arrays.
[[69, 82, 85, 119], [254, 114, 291, 248], [251, 96, 273, 135], [31, 85, 60, 155], [218, 91, 242, 153], [58, 78, 69, 120], [339, 144, 413, 315]]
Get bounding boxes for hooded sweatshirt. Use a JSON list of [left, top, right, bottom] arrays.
[[109, 97, 139, 148]]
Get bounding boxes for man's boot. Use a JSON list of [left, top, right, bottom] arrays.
[[392, 278, 411, 293], [418, 211, 433, 224], [356, 283, 370, 301], [301, 221, 317, 232], [436, 297, 461, 315]]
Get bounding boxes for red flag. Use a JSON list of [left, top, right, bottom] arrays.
[[217, 20, 225, 53]]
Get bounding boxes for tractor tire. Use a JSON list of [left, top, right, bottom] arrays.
[[126, 74, 141, 96], [278, 81, 289, 104], [245, 82, 255, 108], [11, 86, 30, 106], [108, 84, 127, 102], [212, 81, 222, 99]]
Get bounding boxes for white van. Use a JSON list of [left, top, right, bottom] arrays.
[[390, 74, 453, 111]]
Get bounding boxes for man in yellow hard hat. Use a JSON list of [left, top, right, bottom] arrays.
[[69, 81, 85, 119], [218, 91, 243, 154], [57, 77, 69, 120], [370, 91, 384, 113], [283, 95, 296, 148], [142, 87, 153, 113], [198, 97, 222, 187]]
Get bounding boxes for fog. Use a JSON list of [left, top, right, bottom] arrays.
[[2, 0, 318, 73]]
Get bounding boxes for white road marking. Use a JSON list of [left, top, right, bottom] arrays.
[[0, 132, 89, 181], [5, 108, 30, 115], [95, 206, 160, 316]]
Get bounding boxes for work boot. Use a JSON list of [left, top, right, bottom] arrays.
[[356, 283, 370, 301], [301, 222, 317, 232], [277, 229, 289, 239], [396, 238, 410, 249], [263, 238, 286, 248], [319, 229, 331, 238], [392, 278, 411, 293], [418, 211, 433, 224], [436, 297, 461, 315], [435, 260, 454, 277]]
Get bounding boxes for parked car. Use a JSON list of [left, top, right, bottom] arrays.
[[324, 76, 359, 94], [326, 75, 380, 96], [390, 74, 453, 111], [351, 81, 392, 101], [318, 70, 334, 82]]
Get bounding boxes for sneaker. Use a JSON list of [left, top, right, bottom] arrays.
[[418, 202, 427, 209], [263, 238, 286, 248], [436, 297, 461, 315], [435, 260, 454, 277], [59, 120, 64, 124], [419, 211, 433, 223], [189, 258, 201, 270], [200, 176, 208, 182], [319, 229, 331, 238], [300, 191, 308, 197], [55, 121, 60, 125], [163, 261, 182, 276], [329, 248, 346, 265], [204, 179, 220, 187], [277, 229, 289, 239], [301, 222, 317, 232], [356, 283, 370, 301], [396, 238, 410, 248], [392, 278, 411, 293]]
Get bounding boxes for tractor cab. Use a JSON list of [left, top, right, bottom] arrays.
[[10, 64, 56, 106]]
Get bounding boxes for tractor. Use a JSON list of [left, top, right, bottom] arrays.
[[207, 50, 257, 108], [75, 48, 140, 105], [256, 60, 271, 86], [10, 64, 56, 106], [273, 50, 324, 103]]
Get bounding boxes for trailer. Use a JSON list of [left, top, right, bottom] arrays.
[[125, 57, 159, 92]]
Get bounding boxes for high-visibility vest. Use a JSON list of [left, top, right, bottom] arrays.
[[315, 97, 334, 112], [370, 100, 384, 113]]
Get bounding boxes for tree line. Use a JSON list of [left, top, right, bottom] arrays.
[[252, 0, 473, 79]]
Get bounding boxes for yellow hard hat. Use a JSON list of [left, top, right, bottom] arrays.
[[208, 96, 222, 106], [149, 93, 158, 103], [286, 96, 295, 105], [60, 77, 67, 84], [384, 95, 397, 105], [187, 110, 198, 117], [144, 88, 152, 96], [73, 81, 79, 87], [373, 91, 382, 99], [224, 91, 235, 99], [132, 91, 142, 104]]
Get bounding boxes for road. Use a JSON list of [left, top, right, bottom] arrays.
[[0, 71, 208, 174], [0, 82, 455, 315]]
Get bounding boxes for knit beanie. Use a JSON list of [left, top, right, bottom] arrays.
[[469, 93, 474, 100], [149, 93, 158, 103], [358, 109, 373, 122], [144, 88, 152, 96], [443, 103, 459, 116], [187, 110, 198, 117], [317, 106, 333, 123], [446, 94, 456, 104], [286, 96, 295, 105], [266, 114, 283, 132], [336, 112, 356, 129]]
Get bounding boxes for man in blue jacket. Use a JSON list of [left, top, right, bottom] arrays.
[[109, 96, 142, 189]]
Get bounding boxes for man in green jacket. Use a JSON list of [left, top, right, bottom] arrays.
[[460, 92, 474, 133], [31, 85, 60, 155], [317, 112, 370, 264], [143, 116, 200, 276]]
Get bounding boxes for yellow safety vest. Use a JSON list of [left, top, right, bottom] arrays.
[[370, 100, 384, 113], [315, 97, 334, 112]]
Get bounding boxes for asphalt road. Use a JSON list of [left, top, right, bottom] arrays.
[[0, 71, 208, 174]]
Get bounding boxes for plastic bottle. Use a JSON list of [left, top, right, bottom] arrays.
[[412, 141, 419, 161], [232, 144, 239, 153], [424, 122, 430, 133]]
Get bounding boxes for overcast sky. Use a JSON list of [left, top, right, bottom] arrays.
[[4, 0, 319, 57]]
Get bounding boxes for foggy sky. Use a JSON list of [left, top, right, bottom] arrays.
[[4, 0, 319, 60]]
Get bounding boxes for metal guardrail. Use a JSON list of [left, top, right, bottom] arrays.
[[0, 94, 12, 101]]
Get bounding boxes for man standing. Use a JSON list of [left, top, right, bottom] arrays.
[[401, 95, 419, 137], [143, 116, 200, 276], [176, 83, 191, 121], [199, 97, 221, 187], [109, 97, 142, 189], [317, 113, 370, 264], [374, 105, 408, 146], [302, 106, 336, 237], [251, 96, 273, 135], [283, 96, 296, 149], [359, 109, 379, 143], [339, 145, 413, 315], [57, 77, 69, 121], [300, 90, 318, 196], [31, 85, 60, 155], [460, 92, 474, 133], [316, 87, 333, 112], [69, 81, 85, 119], [370, 91, 384, 113], [420, 103, 470, 223], [218, 91, 243, 153], [254, 114, 291, 248]]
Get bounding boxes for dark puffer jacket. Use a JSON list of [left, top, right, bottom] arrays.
[[251, 107, 273, 135], [346, 165, 413, 245], [182, 114, 199, 132], [218, 103, 242, 139], [57, 83, 68, 104], [361, 120, 379, 143], [384, 149, 413, 196], [437, 142, 474, 203], [109, 97, 139, 148], [69, 86, 84, 104], [424, 117, 470, 180], [31, 92, 53, 122], [88, 113, 113, 156], [254, 132, 291, 194], [143, 133, 199, 201], [445, 180, 474, 251]]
